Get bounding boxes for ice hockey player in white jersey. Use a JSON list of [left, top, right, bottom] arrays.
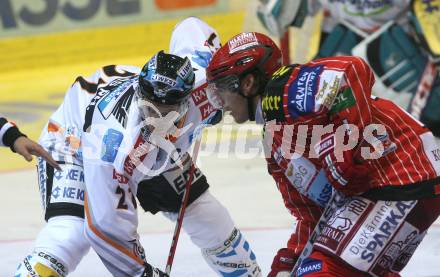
[[15, 17, 262, 277], [257, 0, 440, 138]]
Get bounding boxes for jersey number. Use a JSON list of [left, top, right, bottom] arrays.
[[116, 185, 137, 210]]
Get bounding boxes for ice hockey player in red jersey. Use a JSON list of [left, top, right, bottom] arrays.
[[207, 31, 440, 277]]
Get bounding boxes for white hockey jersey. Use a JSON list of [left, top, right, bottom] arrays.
[[39, 17, 222, 276]]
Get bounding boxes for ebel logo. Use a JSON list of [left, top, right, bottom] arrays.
[[288, 65, 323, 118]]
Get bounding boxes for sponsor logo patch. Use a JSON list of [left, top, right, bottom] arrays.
[[37, 158, 47, 209], [315, 71, 343, 112], [98, 77, 135, 119], [340, 200, 417, 271], [420, 132, 440, 175], [297, 258, 323, 276], [124, 134, 150, 176], [228, 32, 258, 54], [50, 164, 85, 206], [151, 73, 177, 88], [371, 222, 419, 275], [261, 95, 282, 112], [191, 84, 208, 105], [191, 84, 218, 121], [101, 128, 124, 163], [329, 87, 356, 115], [284, 156, 317, 193], [177, 58, 192, 80], [316, 197, 371, 252], [288, 65, 323, 118], [37, 251, 67, 276], [307, 170, 333, 207], [314, 135, 335, 158]]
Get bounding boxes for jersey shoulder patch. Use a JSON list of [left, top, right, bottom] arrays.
[[83, 76, 137, 131], [287, 64, 324, 118]]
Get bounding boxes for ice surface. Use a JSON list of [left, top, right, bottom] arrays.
[[1, 155, 439, 276]]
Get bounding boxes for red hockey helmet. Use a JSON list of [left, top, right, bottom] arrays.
[[206, 32, 282, 94]]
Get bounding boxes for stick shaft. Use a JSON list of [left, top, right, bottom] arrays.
[[165, 138, 203, 275], [290, 190, 342, 276]]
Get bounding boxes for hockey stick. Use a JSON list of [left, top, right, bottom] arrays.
[[165, 136, 203, 275], [290, 189, 342, 276]]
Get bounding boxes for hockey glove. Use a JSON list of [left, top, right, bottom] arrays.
[[268, 248, 298, 277], [322, 150, 369, 196], [143, 263, 169, 277]]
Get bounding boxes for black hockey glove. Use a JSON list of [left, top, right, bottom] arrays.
[[143, 263, 169, 277]]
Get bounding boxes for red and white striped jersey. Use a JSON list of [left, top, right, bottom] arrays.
[[264, 56, 440, 191], [263, 55, 440, 256]]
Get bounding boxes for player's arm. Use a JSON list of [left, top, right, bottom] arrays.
[[266, 157, 322, 276], [309, 56, 375, 195], [0, 117, 60, 169], [0, 117, 25, 148]]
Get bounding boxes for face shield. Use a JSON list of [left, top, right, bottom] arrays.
[[206, 74, 242, 113], [136, 87, 189, 139], [209, 74, 240, 94]]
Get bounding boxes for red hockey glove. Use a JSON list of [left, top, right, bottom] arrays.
[[322, 150, 370, 196], [268, 248, 299, 277]]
